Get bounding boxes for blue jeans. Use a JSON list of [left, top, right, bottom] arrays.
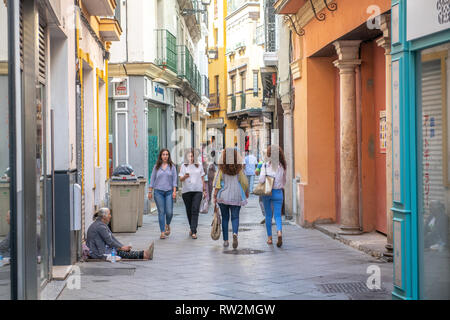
[[246, 175, 255, 193], [218, 204, 241, 241], [154, 189, 174, 232], [262, 189, 283, 237]]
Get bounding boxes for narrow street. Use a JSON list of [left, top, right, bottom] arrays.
[[58, 195, 393, 300]]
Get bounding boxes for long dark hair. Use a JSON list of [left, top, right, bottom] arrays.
[[267, 145, 287, 170], [183, 148, 199, 168], [219, 148, 242, 176], [155, 149, 174, 171]]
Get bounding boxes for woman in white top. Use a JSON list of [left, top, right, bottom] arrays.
[[259, 146, 287, 247], [179, 149, 207, 239]]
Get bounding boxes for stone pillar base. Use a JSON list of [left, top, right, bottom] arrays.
[[383, 244, 393, 261], [338, 226, 363, 235]]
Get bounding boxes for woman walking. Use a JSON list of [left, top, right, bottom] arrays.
[[179, 149, 207, 239], [212, 148, 249, 249], [148, 149, 177, 239], [259, 146, 287, 247]]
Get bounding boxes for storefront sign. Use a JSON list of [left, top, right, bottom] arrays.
[[151, 81, 167, 104], [207, 118, 224, 126], [407, 0, 450, 41], [393, 60, 401, 202], [114, 78, 129, 97]]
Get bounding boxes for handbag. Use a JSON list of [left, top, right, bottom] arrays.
[[210, 204, 221, 241], [253, 164, 274, 196], [199, 189, 209, 213]]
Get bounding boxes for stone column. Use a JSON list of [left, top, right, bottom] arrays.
[[376, 14, 393, 260], [333, 40, 362, 235], [282, 102, 294, 219]]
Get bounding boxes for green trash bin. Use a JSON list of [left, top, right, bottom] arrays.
[[0, 181, 10, 237], [137, 178, 147, 228], [110, 179, 140, 233]]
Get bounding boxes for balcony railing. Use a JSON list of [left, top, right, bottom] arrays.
[[264, 0, 276, 52], [227, 0, 259, 16], [240, 92, 246, 109], [231, 95, 236, 112], [156, 29, 177, 73], [202, 75, 209, 98], [177, 45, 194, 84], [196, 69, 201, 95], [193, 64, 199, 95]]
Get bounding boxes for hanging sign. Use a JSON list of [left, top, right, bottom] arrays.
[[151, 81, 168, 104], [114, 78, 129, 97]]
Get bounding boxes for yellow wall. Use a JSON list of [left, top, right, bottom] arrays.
[[207, 0, 238, 148]]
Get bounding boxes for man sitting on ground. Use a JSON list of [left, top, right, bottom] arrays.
[[86, 207, 154, 260]]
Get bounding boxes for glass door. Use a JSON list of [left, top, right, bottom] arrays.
[[36, 83, 50, 289], [0, 0, 11, 300], [418, 43, 450, 300]]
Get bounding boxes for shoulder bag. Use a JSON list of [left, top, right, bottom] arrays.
[[253, 163, 274, 196], [210, 204, 221, 241]]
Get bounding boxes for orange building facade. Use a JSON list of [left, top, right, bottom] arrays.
[[275, 0, 393, 252]]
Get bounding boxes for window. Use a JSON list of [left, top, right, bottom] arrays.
[[214, 0, 218, 19], [241, 72, 246, 92], [115, 100, 128, 111], [215, 75, 219, 94], [253, 71, 258, 96], [214, 28, 218, 47]]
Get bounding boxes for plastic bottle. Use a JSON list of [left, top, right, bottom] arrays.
[[111, 248, 116, 263]]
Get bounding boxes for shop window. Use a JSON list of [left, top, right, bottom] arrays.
[[418, 45, 450, 300]]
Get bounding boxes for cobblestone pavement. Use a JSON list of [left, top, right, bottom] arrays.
[[58, 195, 393, 300]]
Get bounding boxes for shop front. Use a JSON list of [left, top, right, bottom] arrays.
[[392, 0, 450, 300], [146, 78, 174, 178]]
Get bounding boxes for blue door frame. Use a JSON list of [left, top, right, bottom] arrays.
[[391, 0, 450, 300]]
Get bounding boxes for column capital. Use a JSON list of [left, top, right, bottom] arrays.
[[282, 102, 292, 115], [333, 59, 361, 74], [333, 40, 362, 60], [377, 14, 391, 54]]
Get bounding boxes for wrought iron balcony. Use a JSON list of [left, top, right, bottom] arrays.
[[82, 0, 116, 17], [227, 0, 259, 16], [240, 92, 246, 109], [155, 29, 177, 74], [231, 95, 236, 112], [177, 45, 194, 84], [264, 0, 276, 52]]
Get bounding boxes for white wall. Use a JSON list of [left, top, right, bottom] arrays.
[[51, 1, 77, 171], [109, 0, 127, 63]]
